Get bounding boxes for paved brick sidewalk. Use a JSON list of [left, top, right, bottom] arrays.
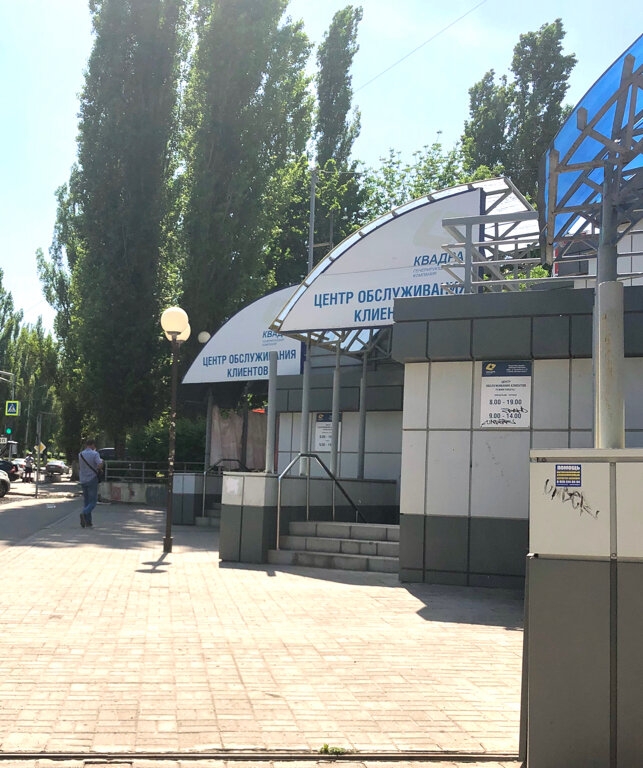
[[0, 501, 524, 759]]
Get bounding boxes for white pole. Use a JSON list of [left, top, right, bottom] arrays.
[[330, 344, 341, 476], [299, 340, 311, 475], [357, 352, 368, 479], [265, 351, 278, 473]]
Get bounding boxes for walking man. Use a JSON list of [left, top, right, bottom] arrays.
[[78, 439, 103, 528]]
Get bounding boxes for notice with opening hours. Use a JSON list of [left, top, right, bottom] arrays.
[[480, 361, 532, 428]]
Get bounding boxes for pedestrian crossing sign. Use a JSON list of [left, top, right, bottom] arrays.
[[5, 401, 20, 416]]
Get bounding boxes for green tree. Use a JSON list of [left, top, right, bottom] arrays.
[[62, 0, 187, 453], [315, 5, 363, 168], [181, 0, 313, 337], [462, 19, 576, 200]]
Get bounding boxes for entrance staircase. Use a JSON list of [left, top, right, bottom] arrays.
[[268, 520, 399, 574]]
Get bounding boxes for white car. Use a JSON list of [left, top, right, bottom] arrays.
[[0, 470, 9, 498]]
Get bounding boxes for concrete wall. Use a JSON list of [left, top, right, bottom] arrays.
[[392, 286, 643, 587]]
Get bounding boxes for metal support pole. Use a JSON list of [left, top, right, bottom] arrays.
[[330, 344, 341, 476], [265, 351, 278, 473], [595, 282, 625, 449], [464, 224, 473, 294], [204, 388, 213, 470], [240, 381, 250, 470], [307, 168, 317, 274], [299, 339, 311, 476], [594, 166, 625, 450], [357, 352, 368, 479], [164, 338, 179, 553]]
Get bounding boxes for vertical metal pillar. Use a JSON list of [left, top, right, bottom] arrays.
[[240, 381, 250, 469], [265, 351, 278, 473], [594, 165, 625, 450], [299, 339, 311, 475], [357, 351, 368, 480], [204, 388, 213, 469], [330, 343, 341, 476], [164, 338, 179, 553], [307, 168, 317, 274], [464, 224, 473, 293]]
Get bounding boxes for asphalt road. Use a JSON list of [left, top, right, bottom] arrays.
[[0, 480, 80, 550]]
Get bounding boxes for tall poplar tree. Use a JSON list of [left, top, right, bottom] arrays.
[[181, 0, 312, 337], [462, 19, 576, 199], [49, 0, 187, 451]]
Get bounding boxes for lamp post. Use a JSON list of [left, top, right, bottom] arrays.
[[160, 306, 190, 553]]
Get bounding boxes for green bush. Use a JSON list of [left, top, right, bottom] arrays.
[[127, 416, 206, 463]]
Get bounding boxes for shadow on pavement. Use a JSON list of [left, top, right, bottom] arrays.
[[220, 560, 524, 630]]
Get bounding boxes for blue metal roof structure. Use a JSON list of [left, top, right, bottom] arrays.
[[539, 35, 643, 262]]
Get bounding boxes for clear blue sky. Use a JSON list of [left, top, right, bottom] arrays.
[[1, 0, 641, 331]]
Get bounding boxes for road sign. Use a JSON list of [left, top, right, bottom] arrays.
[[0, 437, 7, 446], [34, 443, 46, 454], [5, 401, 20, 416]]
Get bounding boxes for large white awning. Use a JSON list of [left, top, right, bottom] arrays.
[[270, 178, 532, 354], [183, 286, 302, 384]]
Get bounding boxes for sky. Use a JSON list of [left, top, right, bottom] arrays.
[[1, 0, 642, 332]]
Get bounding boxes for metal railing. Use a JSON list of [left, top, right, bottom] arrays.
[[276, 452, 365, 550], [200, 458, 248, 518], [103, 460, 205, 484]]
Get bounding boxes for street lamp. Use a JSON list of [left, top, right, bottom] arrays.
[[160, 306, 190, 553]]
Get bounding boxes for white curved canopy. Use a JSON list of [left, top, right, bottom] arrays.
[[183, 286, 302, 384], [271, 178, 533, 353]]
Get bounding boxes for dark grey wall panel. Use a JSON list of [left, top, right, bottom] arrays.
[[472, 317, 532, 359], [427, 319, 471, 360], [425, 515, 468, 572], [395, 287, 600, 322], [527, 557, 610, 768], [365, 386, 403, 411], [219, 505, 242, 561], [424, 570, 468, 586], [617, 561, 643, 764], [570, 315, 592, 357], [391, 321, 427, 362], [339, 388, 360, 411], [624, 313, 643, 357], [532, 316, 570, 358], [469, 518, 528, 576], [308, 389, 333, 411], [287, 390, 303, 411], [399, 568, 423, 582], [399, 514, 425, 571], [275, 391, 289, 411]]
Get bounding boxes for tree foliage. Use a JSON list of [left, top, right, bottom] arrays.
[[462, 19, 576, 199], [315, 5, 362, 168], [180, 0, 313, 338]]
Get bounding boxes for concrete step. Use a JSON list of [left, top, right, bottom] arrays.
[[279, 534, 398, 558], [289, 520, 399, 542], [268, 548, 398, 574]]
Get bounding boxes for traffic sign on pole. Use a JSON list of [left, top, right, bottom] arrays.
[[5, 401, 20, 416]]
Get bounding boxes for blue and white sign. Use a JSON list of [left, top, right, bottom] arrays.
[[183, 287, 303, 384], [276, 189, 483, 333], [480, 361, 532, 428]]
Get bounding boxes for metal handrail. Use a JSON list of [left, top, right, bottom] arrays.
[[276, 452, 365, 550], [200, 458, 249, 518]]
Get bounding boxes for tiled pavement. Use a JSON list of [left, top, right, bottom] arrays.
[[0, 499, 524, 766]]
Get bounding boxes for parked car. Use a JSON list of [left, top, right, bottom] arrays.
[[0, 460, 19, 483], [45, 460, 70, 481], [0, 469, 9, 497], [98, 447, 116, 460]]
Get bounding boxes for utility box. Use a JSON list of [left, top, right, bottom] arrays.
[[525, 449, 643, 768]]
